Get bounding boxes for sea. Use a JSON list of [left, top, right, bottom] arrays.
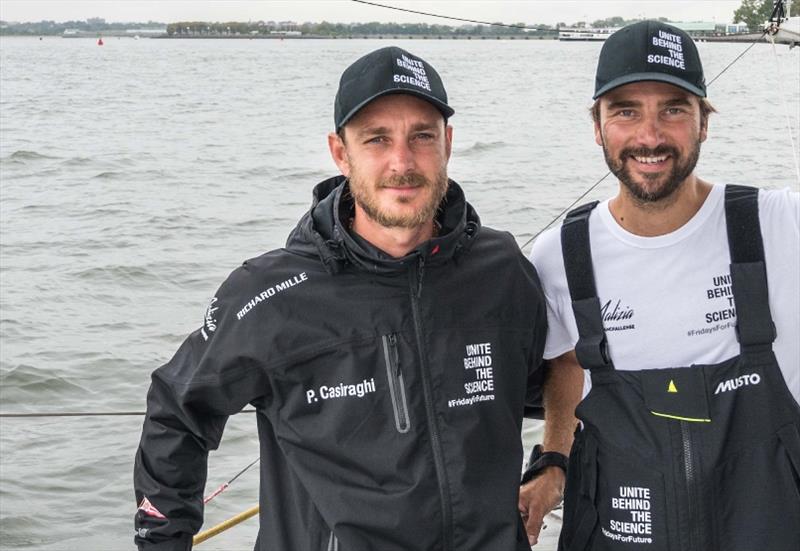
[[0, 35, 798, 551]]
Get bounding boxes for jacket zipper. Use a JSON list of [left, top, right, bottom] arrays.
[[327, 531, 338, 551], [382, 333, 410, 433], [680, 421, 704, 550], [409, 255, 453, 551]]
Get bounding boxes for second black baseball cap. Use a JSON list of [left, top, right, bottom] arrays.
[[334, 46, 454, 131], [594, 20, 706, 99]]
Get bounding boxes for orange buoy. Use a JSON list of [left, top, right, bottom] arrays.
[[97, 37, 104, 46]]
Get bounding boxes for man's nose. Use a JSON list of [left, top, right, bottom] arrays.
[[388, 141, 416, 174], [634, 113, 665, 149]]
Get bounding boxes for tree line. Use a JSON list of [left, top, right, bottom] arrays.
[[165, 17, 665, 37], [0, 17, 164, 36]]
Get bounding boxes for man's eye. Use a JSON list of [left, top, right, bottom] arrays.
[[666, 107, 684, 115], [366, 136, 387, 144], [413, 133, 435, 142], [618, 109, 634, 117]]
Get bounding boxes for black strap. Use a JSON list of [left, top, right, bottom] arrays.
[[724, 185, 776, 349], [561, 201, 613, 372], [520, 444, 568, 484]]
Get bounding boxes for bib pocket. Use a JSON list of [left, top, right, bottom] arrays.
[[713, 423, 800, 550], [561, 432, 670, 551]]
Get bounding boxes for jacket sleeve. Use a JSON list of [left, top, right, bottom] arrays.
[[133, 265, 269, 550]]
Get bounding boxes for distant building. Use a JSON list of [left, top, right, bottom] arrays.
[[725, 23, 751, 34], [670, 21, 717, 37], [278, 20, 298, 32]]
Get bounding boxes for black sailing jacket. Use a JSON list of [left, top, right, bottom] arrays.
[[134, 177, 547, 551]]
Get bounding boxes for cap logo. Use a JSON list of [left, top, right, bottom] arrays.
[[394, 54, 432, 92], [648, 29, 686, 70]]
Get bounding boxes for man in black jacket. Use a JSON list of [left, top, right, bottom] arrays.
[[134, 46, 569, 551]]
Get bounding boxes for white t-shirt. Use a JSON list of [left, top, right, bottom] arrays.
[[529, 184, 800, 402]]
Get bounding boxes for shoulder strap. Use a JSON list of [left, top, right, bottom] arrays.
[[561, 201, 613, 372], [724, 185, 776, 350]]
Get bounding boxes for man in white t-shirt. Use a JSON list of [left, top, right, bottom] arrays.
[[520, 20, 800, 550]]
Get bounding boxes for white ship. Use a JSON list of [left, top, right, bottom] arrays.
[[558, 28, 620, 41]]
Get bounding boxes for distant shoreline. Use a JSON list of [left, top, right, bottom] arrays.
[[40, 33, 773, 43], [151, 34, 557, 40]]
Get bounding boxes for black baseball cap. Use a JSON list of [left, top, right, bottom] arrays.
[[594, 20, 706, 99], [334, 46, 454, 131]]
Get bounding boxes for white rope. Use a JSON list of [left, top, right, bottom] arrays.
[[767, 33, 800, 187]]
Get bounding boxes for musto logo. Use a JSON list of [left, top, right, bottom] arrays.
[[714, 373, 761, 395]]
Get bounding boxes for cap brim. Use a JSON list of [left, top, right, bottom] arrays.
[[593, 72, 706, 99], [337, 89, 455, 131]]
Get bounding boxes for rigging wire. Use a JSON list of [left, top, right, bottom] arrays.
[[351, 0, 551, 31], [766, 33, 800, 186], [706, 31, 768, 87], [203, 457, 261, 504], [0, 409, 256, 417], [518, 171, 612, 250]]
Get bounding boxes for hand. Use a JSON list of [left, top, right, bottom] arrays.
[[518, 466, 565, 546]]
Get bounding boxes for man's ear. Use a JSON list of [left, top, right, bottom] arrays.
[[328, 131, 351, 177], [594, 117, 603, 147], [699, 116, 708, 144], [445, 124, 453, 160]]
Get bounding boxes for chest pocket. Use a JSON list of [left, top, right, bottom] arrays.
[[268, 333, 417, 448], [382, 333, 411, 433]]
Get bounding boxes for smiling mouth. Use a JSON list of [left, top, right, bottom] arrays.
[[631, 154, 669, 164]]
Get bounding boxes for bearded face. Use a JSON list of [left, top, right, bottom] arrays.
[[347, 163, 448, 229], [602, 141, 701, 204], [595, 81, 707, 205], [330, 94, 452, 232]]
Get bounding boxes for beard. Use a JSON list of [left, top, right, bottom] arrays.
[[603, 140, 701, 204], [348, 166, 449, 229]]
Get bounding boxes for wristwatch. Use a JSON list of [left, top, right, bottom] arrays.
[[520, 444, 568, 484]]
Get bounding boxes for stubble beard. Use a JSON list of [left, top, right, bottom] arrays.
[[603, 140, 701, 205], [348, 165, 449, 229]]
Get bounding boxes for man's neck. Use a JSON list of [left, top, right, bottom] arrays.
[[351, 210, 436, 259], [608, 175, 713, 237]]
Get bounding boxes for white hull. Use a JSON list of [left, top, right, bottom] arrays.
[[559, 28, 619, 42]]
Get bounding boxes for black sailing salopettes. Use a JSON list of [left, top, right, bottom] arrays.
[[558, 185, 800, 551]]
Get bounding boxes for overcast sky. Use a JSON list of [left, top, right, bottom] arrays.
[[1, 1, 746, 25]]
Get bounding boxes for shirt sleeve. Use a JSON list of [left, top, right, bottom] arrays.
[[133, 264, 269, 550], [528, 227, 579, 360]]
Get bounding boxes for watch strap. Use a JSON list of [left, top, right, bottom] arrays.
[[520, 444, 568, 484]]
